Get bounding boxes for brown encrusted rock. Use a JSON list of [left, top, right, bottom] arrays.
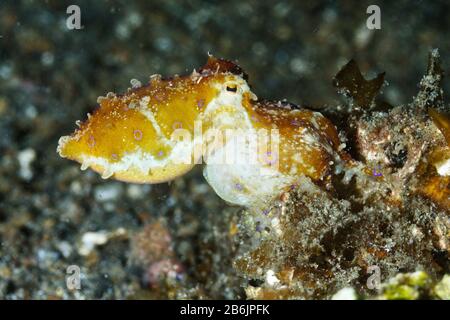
[[234, 181, 447, 299]]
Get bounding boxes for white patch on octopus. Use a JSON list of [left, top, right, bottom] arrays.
[[435, 157, 450, 176]]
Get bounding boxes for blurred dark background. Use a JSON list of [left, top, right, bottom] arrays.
[[0, 0, 449, 299]]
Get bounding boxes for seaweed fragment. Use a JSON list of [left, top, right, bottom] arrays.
[[333, 59, 385, 110]]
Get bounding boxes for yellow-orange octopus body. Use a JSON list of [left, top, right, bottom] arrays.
[[58, 56, 347, 207]]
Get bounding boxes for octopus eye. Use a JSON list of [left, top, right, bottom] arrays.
[[226, 84, 238, 92]]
